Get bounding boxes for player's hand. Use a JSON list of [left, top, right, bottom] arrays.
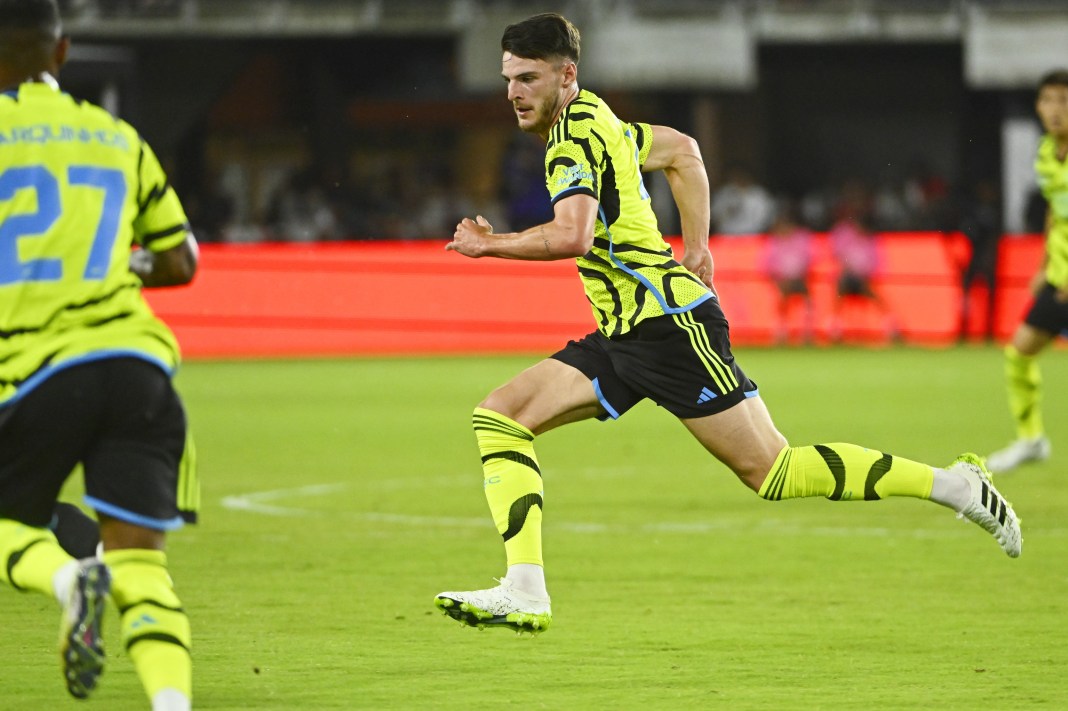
[[1056, 286, 1068, 303], [682, 246, 716, 291], [446, 215, 493, 257]]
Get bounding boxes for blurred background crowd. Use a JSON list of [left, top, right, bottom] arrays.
[[51, 0, 1063, 244]]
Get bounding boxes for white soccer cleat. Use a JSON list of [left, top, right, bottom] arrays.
[[949, 453, 1022, 558], [59, 559, 111, 699], [986, 436, 1051, 473], [435, 578, 552, 633]]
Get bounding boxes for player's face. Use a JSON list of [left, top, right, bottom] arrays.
[[1036, 84, 1068, 138], [502, 53, 572, 137]]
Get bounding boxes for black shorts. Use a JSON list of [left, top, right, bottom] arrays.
[[1024, 282, 1068, 336], [551, 298, 758, 420], [0, 357, 189, 530], [837, 273, 875, 298], [776, 278, 809, 297]]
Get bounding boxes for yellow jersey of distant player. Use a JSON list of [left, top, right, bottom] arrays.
[[0, 80, 190, 406], [544, 89, 712, 337], [1035, 134, 1068, 287]]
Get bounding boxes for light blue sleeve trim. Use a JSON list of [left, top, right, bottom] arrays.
[[744, 388, 760, 399], [2, 350, 173, 408], [591, 377, 621, 420], [83, 495, 185, 532], [550, 185, 596, 204]]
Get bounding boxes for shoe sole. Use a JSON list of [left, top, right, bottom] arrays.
[[435, 596, 551, 634], [60, 563, 110, 699]]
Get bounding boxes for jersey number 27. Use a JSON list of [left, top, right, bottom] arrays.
[[0, 164, 126, 285]]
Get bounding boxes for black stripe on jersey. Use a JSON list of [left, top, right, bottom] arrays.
[[0, 350, 58, 389], [626, 283, 649, 333], [138, 179, 170, 216], [660, 271, 706, 305], [568, 112, 595, 122], [547, 156, 577, 173], [631, 123, 647, 153], [610, 242, 675, 259], [0, 283, 139, 339], [84, 310, 135, 330], [135, 141, 146, 207], [141, 222, 189, 246], [577, 265, 622, 332], [571, 98, 598, 108]]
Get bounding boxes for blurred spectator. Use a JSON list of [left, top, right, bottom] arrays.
[[829, 213, 899, 342], [501, 132, 553, 232], [764, 201, 815, 344], [183, 169, 234, 244], [1024, 187, 1048, 234], [711, 164, 774, 236], [957, 179, 1003, 342], [267, 168, 341, 242]]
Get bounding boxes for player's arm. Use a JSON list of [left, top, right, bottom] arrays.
[[447, 194, 597, 261], [130, 233, 199, 287], [643, 124, 714, 289]]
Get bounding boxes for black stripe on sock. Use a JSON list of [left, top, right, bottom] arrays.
[[117, 598, 186, 616], [501, 493, 544, 543], [482, 450, 541, 476], [762, 450, 791, 501], [125, 631, 190, 653], [863, 453, 893, 501], [815, 445, 847, 501], [5, 538, 49, 592]]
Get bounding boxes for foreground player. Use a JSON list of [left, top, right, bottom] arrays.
[[435, 13, 1022, 634], [987, 69, 1068, 473], [0, 1, 196, 707]]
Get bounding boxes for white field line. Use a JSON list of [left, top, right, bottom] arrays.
[[220, 482, 1064, 539]]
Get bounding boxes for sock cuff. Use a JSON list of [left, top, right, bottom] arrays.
[[758, 446, 792, 500], [472, 407, 534, 441], [103, 548, 168, 569]]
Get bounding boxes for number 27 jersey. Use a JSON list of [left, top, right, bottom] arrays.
[[0, 82, 190, 406]]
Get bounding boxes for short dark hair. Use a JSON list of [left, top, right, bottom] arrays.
[[0, 0, 60, 34], [1038, 69, 1068, 93], [501, 13, 580, 65]]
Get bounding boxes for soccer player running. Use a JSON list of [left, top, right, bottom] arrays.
[[986, 69, 1068, 473], [0, 1, 197, 708], [435, 13, 1022, 634]]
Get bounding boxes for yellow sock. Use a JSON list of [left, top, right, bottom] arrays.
[[1005, 345, 1043, 439], [103, 549, 192, 704], [473, 408, 544, 567], [759, 444, 934, 501], [0, 519, 73, 597]]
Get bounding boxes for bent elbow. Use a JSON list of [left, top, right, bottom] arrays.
[[564, 231, 594, 257]]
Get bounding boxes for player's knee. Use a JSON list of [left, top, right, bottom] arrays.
[[476, 388, 523, 422]]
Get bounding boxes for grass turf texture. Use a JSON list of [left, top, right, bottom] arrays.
[[1, 346, 1066, 710]]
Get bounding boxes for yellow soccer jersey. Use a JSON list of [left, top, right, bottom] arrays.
[[0, 81, 190, 406], [1035, 134, 1068, 287], [544, 90, 711, 337]]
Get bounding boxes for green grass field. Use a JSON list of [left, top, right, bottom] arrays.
[[2, 346, 1066, 710]]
